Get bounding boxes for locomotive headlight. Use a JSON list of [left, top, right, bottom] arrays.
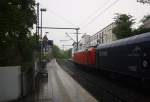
[[142, 60, 148, 68]]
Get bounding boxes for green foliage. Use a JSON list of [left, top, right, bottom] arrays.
[[0, 34, 39, 66], [112, 14, 150, 38], [133, 14, 150, 35], [21, 34, 40, 62], [112, 13, 135, 39], [67, 48, 72, 58], [141, 15, 150, 23], [133, 27, 150, 35], [0, 0, 37, 66], [59, 50, 71, 59], [51, 45, 71, 59], [51, 45, 60, 58]]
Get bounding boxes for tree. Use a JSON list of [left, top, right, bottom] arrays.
[[67, 48, 72, 58], [0, 0, 37, 65], [51, 45, 72, 59], [133, 15, 150, 35], [112, 13, 135, 39], [51, 45, 60, 58], [141, 15, 150, 23]]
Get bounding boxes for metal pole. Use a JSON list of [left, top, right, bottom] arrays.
[[102, 33, 104, 43], [40, 8, 46, 68], [36, 3, 39, 37], [40, 8, 46, 39], [40, 10, 42, 69], [40, 11, 42, 40], [37, 26, 80, 50], [76, 29, 78, 50], [65, 33, 76, 42], [63, 45, 64, 51], [76, 28, 79, 50], [40, 10, 43, 69], [38, 26, 79, 30], [37, 3, 40, 38]]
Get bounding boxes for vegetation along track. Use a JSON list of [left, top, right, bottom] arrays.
[[57, 59, 150, 102]]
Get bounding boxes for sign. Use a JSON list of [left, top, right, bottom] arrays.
[[48, 40, 53, 46]]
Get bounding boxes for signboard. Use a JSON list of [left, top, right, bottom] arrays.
[[48, 40, 53, 46]]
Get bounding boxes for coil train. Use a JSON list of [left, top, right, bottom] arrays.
[[72, 32, 150, 80]]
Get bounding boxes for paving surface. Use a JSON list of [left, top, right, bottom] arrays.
[[19, 59, 98, 102], [47, 59, 98, 102]]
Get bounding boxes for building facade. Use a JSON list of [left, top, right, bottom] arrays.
[[77, 34, 91, 51], [89, 22, 116, 47], [143, 18, 150, 28], [72, 22, 116, 53]]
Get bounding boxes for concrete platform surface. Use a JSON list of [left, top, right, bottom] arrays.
[[47, 59, 98, 102]]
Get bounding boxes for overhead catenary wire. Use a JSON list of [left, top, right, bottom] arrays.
[[79, 0, 111, 27], [81, 0, 120, 29], [47, 8, 77, 27], [65, 33, 76, 42], [60, 39, 72, 42], [37, 3, 75, 27]]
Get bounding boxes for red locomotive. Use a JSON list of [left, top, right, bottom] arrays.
[[73, 47, 95, 65]]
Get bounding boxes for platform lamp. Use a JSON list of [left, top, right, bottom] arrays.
[[40, 8, 47, 68]]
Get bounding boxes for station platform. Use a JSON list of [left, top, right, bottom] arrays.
[[46, 59, 98, 102]]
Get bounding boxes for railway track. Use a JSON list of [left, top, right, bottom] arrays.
[[57, 59, 150, 102]]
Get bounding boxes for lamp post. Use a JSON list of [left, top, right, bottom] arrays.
[[36, 3, 39, 37], [40, 8, 47, 40], [40, 8, 46, 68]]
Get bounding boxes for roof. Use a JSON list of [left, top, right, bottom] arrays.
[[43, 35, 48, 41], [97, 32, 150, 49]]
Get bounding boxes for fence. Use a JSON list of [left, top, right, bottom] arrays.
[[0, 60, 40, 102], [0, 66, 21, 102]]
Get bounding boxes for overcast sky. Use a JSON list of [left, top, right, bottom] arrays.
[[35, 0, 150, 50]]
